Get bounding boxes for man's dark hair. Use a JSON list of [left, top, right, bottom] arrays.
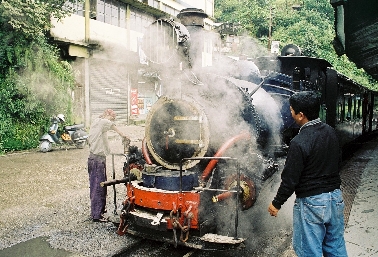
[[289, 91, 320, 120]]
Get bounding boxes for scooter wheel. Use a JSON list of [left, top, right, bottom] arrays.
[[76, 140, 87, 149], [40, 140, 52, 152]]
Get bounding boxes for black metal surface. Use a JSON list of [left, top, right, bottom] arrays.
[[331, 0, 378, 80], [141, 170, 198, 191]]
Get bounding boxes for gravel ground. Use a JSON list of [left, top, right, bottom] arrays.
[[0, 125, 146, 257]]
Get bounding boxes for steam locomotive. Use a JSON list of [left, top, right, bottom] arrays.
[[105, 8, 378, 252]]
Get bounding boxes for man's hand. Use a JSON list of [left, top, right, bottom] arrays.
[[268, 202, 279, 217], [122, 136, 130, 145]]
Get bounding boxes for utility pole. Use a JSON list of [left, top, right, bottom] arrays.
[[268, 6, 275, 50], [84, 0, 91, 127], [286, 0, 288, 13]]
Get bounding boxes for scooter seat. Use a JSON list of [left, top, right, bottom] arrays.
[[65, 124, 85, 131]]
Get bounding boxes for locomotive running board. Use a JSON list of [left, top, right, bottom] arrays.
[[121, 224, 245, 250]]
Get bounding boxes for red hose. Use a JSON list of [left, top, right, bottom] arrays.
[[200, 131, 251, 182], [142, 138, 153, 165], [213, 191, 233, 202]]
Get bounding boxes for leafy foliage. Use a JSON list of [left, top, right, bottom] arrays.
[[1, 0, 75, 38], [215, 0, 270, 38], [214, 0, 378, 90], [0, 0, 76, 153]]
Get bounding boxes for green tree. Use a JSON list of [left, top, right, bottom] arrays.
[[214, 0, 378, 90], [215, 0, 270, 38], [0, 0, 76, 153]]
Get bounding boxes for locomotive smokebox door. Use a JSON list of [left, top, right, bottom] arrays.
[[145, 96, 210, 170]]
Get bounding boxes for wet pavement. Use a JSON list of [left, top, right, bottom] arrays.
[[342, 136, 378, 256], [0, 237, 72, 257]]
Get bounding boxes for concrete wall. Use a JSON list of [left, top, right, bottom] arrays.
[[51, 15, 142, 52]]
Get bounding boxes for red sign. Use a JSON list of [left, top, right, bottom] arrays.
[[131, 88, 139, 115]]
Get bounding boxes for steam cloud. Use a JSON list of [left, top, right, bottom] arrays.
[[88, 17, 293, 254]]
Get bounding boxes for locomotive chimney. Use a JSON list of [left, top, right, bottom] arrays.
[[177, 8, 208, 28], [176, 8, 209, 70]]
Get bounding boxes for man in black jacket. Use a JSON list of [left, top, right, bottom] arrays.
[[268, 91, 348, 257]]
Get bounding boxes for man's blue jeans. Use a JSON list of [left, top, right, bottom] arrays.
[[293, 189, 348, 257]]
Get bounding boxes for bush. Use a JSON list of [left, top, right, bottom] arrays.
[[0, 121, 45, 152]]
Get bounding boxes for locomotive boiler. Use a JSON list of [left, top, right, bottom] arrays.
[[112, 9, 290, 250]]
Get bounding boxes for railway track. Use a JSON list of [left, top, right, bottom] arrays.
[[113, 237, 249, 257], [113, 238, 198, 257]]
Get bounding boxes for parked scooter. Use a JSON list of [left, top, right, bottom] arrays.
[[39, 114, 88, 152]]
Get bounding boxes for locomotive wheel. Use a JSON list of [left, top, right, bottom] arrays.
[[75, 140, 87, 149], [223, 173, 256, 210]]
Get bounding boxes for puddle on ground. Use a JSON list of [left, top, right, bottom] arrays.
[[0, 237, 73, 257]]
